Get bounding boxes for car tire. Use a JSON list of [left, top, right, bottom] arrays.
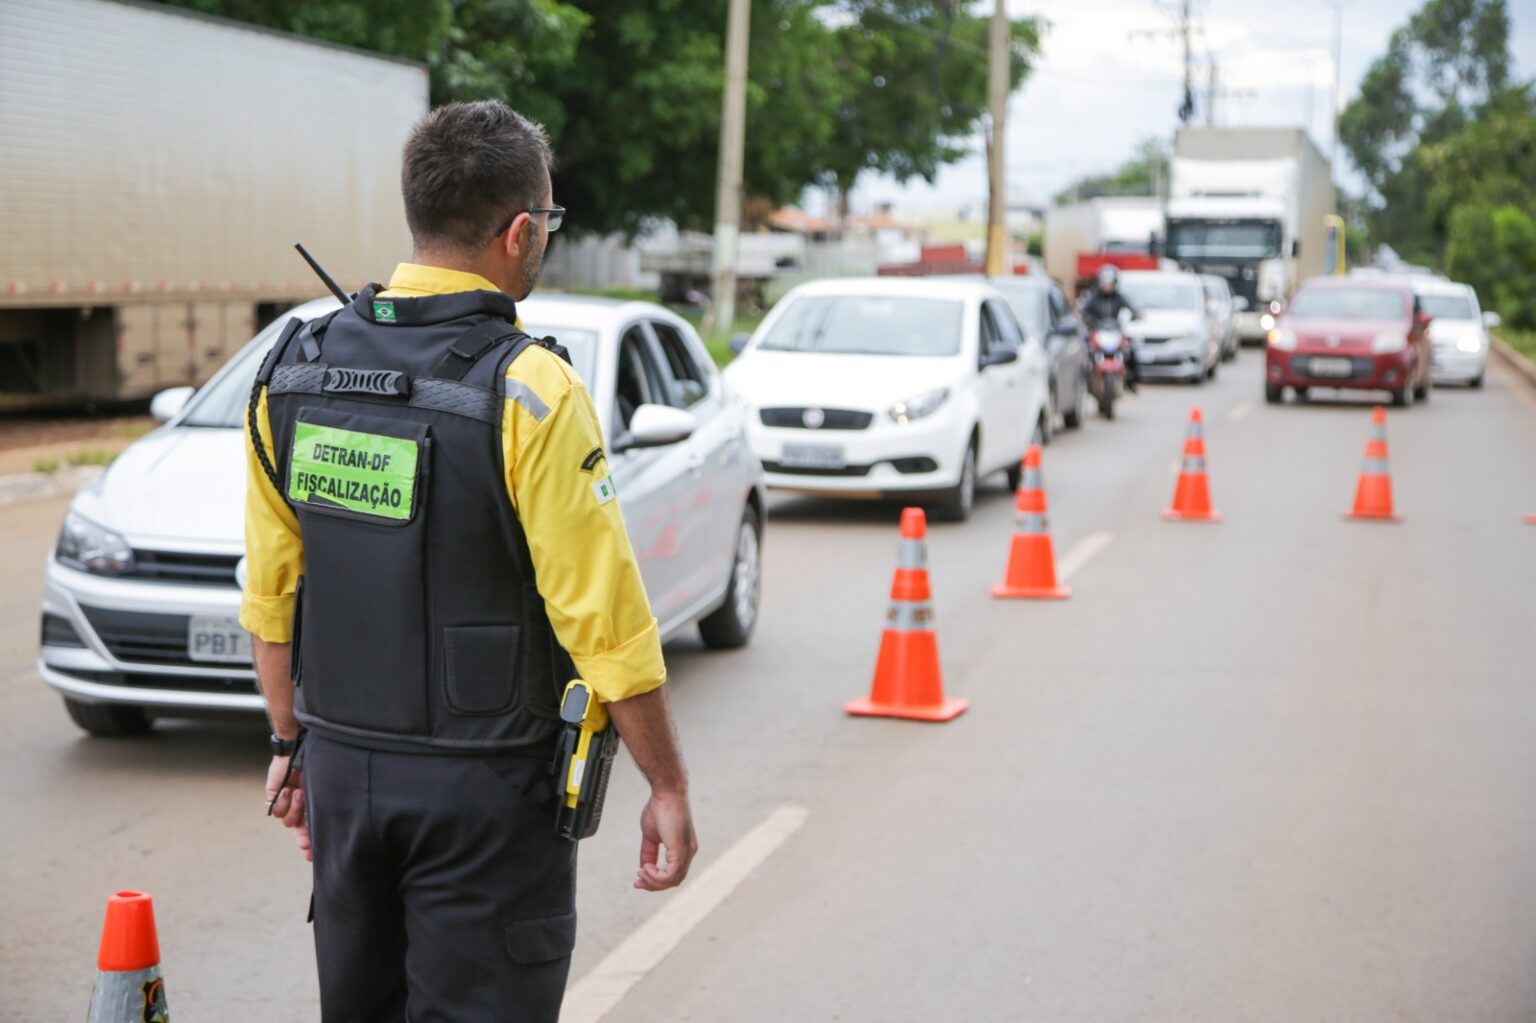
[[1415, 371, 1431, 403], [1034, 405, 1053, 446], [1393, 381, 1413, 408], [697, 504, 762, 650], [1222, 342, 1237, 363], [1264, 383, 1283, 404], [1296, 386, 1310, 403], [1471, 373, 1484, 389], [1206, 357, 1218, 381], [64, 697, 153, 737], [1005, 458, 1023, 492], [932, 439, 977, 523], [1062, 376, 1085, 429]]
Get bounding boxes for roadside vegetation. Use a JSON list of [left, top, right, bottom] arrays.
[[1498, 329, 1536, 364]]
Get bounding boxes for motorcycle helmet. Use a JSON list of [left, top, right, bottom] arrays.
[[1096, 264, 1119, 290]]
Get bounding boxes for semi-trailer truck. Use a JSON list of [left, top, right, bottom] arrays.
[[1164, 128, 1335, 344], [0, 0, 428, 409]]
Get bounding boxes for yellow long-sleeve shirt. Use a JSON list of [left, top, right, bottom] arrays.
[[239, 263, 665, 703]]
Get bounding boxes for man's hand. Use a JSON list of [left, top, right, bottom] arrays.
[[265, 755, 312, 863], [636, 791, 697, 891]]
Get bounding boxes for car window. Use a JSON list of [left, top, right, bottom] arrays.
[[178, 318, 287, 428], [987, 300, 1025, 350], [1120, 278, 1204, 312], [1289, 287, 1407, 320], [756, 295, 963, 356], [996, 289, 1047, 338], [511, 323, 600, 385], [1417, 293, 1476, 320], [649, 320, 710, 408], [614, 326, 661, 433], [978, 304, 1003, 364], [1047, 286, 1069, 326]]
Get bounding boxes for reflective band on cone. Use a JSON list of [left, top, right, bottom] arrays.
[[1163, 405, 1221, 522], [992, 445, 1071, 599], [1346, 406, 1401, 522], [845, 507, 968, 722]]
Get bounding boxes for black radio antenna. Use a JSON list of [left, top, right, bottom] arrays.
[[294, 243, 351, 305]]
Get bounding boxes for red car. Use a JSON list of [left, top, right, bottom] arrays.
[[1265, 278, 1432, 406]]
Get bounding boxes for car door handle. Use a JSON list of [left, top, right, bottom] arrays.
[[686, 451, 706, 473]]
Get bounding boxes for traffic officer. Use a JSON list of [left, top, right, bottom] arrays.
[[240, 100, 697, 1021]]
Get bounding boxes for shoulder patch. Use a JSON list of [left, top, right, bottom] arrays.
[[580, 446, 606, 473]]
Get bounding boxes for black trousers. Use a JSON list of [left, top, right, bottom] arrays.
[[302, 733, 578, 1022]]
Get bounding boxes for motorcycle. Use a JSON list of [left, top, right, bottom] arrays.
[[1085, 312, 1130, 419]]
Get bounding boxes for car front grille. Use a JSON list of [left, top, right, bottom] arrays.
[[80, 606, 197, 666], [759, 407, 874, 430], [127, 550, 241, 586]]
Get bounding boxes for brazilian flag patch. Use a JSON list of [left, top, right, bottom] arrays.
[[373, 300, 396, 323]]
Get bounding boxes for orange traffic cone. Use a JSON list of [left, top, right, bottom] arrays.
[[1346, 406, 1400, 522], [1163, 406, 1221, 522], [992, 445, 1071, 599], [88, 891, 168, 1023], [845, 508, 968, 722]]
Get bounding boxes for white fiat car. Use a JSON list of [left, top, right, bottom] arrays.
[[39, 295, 765, 736], [722, 277, 1048, 521], [1413, 277, 1498, 387]]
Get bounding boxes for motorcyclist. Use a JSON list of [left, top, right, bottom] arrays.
[[1078, 265, 1140, 392]]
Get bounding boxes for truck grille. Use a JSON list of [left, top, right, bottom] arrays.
[[127, 550, 241, 586], [759, 408, 874, 430], [80, 606, 195, 665]]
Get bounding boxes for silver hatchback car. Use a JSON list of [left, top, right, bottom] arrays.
[[39, 295, 765, 735]]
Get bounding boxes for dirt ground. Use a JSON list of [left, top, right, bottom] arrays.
[[0, 412, 154, 476]]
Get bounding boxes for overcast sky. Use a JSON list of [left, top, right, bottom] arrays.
[[838, 0, 1536, 214]]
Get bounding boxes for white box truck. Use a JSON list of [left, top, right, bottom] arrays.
[[1165, 128, 1335, 343], [1044, 196, 1164, 298], [0, 0, 428, 409]]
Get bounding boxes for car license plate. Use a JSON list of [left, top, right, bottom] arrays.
[[188, 616, 252, 663], [1307, 356, 1352, 378], [779, 443, 846, 470]]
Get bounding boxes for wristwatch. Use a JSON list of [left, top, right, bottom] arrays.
[[269, 734, 300, 757]]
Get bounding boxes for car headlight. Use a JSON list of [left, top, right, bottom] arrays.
[[1372, 331, 1408, 353], [1267, 328, 1297, 351], [889, 387, 950, 425], [1456, 334, 1484, 353], [1259, 313, 1275, 331], [55, 511, 134, 575]]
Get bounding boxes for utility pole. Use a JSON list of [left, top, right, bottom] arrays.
[[1129, 1, 1201, 124], [1205, 53, 1217, 127], [984, 0, 1008, 277], [704, 0, 750, 339]]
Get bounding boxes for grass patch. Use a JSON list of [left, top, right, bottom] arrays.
[[33, 457, 60, 475], [1498, 329, 1536, 365], [568, 286, 657, 303], [64, 449, 117, 468], [115, 420, 154, 440]]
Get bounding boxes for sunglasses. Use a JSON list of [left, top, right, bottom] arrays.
[[495, 205, 565, 239]]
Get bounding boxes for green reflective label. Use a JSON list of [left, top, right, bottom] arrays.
[[288, 422, 418, 520], [373, 300, 396, 322]]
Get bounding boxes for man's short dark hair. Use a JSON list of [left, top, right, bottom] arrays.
[[401, 100, 552, 252]]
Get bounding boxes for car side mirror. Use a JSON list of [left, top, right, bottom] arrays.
[[981, 348, 1019, 368], [1231, 296, 1250, 311], [1482, 311, 1501, 329], [150, 386, 195, 423], [728, 332, 752, 355], [612, 403, 696, 453]]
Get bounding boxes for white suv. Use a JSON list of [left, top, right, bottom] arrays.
[[722, 277, 1048, 521]]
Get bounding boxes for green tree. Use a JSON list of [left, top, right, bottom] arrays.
[[1053, 138, 1170, 204], [1446, 203, 1536, 329]]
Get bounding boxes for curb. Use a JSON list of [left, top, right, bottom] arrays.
[[1491, 338, 1536, 393], [0, 465, 105, 506]]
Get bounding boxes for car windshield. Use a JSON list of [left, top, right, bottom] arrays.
[[757, 295, 963, 356], [996, 289, 1048, 336], [1119, 279, 1203, 312], [514, 324, 599, 385], [1289, 287, 1405, 320], [1166, 220, 1283, 259], [178, 318, 285, 428], [1417, 293, 1475, 320]]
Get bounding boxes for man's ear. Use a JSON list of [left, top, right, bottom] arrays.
[[502, 212, 530, 258]]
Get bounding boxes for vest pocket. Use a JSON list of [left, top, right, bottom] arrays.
[[443, 625, 520, 715]]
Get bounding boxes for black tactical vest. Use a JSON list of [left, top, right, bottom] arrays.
[[257, 285, 573, 755]]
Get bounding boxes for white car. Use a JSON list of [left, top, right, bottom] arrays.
[[1413, 277, 1498, 387], [1199, 273, 1241, 363], [722, 277, 1048, 521], [1118, 270, 1222, 383], [38, 294, 765, 736]]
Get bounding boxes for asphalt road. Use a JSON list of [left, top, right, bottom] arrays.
[[4, 352, 1536, 1020]]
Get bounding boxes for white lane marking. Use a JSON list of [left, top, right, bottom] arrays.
[[1057, 530, 1113, 582], [1228, 398, 1255, 422], [562, 804, 809, 1023]]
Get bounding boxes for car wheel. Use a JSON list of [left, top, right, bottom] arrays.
[[1206, 357, 1218, 381], [932, 439, 977, 523], [1005, 458, 1023, 493], [1062, 375, 1085, 429], [1264, 383, 1282, 404], [1415, 371, 1431, 403], [1222, 341, 1237, 363], [697, 504, 762, 650], [1034, 405, 1053, 446], [64, 697, 152, 737], [1393, 381, 1413, 408], [1296, 386, 1310, 403], [1471, 373, 1484, 389]]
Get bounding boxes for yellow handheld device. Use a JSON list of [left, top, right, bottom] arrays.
[[555, 680, 616, 840]]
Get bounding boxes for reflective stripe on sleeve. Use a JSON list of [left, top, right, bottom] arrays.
[[505, 378, 551, 422]]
